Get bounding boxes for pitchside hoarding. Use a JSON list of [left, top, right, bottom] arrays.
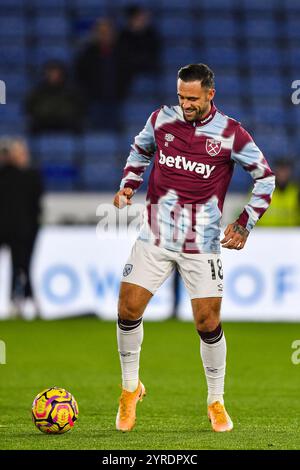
[[0, 228, 299, 321]]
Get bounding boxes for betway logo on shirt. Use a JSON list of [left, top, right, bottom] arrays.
[[159, 150, 215, 179]]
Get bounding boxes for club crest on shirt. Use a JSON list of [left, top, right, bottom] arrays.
[[123, 264, 133, 277], [206, 138, 222, 157]]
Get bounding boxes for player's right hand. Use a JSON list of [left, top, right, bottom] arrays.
[[113, 188, 134, 209]]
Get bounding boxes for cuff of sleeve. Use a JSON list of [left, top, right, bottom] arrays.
[[236, 210, 252, 231]]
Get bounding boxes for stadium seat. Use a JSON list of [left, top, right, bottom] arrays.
[[249, 76, 284, 97], [0, 17, 26, 39], [159, 16, 196, 40], [244, 18, 278, 40], [132, 76, 159, 98], [82, 133, 119, 158], [0, 72, 29, 100], [31, 45, 73, 66], [0, 104, 24, 133], [81, 160, 121, 191], [41, 163, 79, 191], [215, 74, 242, 97], [161, 46, 199, 68], [160, 0, 193, 11], [121, 101, 159, 127], [240, 0, 280, 11], [283, 18, 300, 39], [33, 16, 70, 38], [0, 46, 27, 68], [200, 0, 236, 11], [0, 0, 25, 8], [252, 104, 285, 127], [247, 47, 281, 69], [229, 164, 253, 192], [34, 135, 78, 163], [205, 46, 239, 67], [199, 17, 238, 40], [284, 0, 300, 12], [30, 0, 67, 11]]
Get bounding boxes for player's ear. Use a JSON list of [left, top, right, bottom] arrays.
[[208, 88, 215, 101]]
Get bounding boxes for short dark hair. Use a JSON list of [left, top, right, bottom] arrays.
[[178, 63, 215, 89]]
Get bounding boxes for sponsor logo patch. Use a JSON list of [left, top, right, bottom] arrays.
[[159, 150, 215, 179]]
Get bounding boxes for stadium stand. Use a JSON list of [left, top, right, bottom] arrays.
[[0, 0, 299, 191]]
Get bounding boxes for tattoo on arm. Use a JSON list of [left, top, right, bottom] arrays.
[[233, 223, 249, 237]]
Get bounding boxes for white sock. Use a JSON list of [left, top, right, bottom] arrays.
[[117, 316, 143, 392], [200, 333, 226, 406]]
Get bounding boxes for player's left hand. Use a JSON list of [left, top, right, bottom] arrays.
[[221, 222, 249, 250]]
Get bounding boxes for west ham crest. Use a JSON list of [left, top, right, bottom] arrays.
[[206, 139, 222, 157]]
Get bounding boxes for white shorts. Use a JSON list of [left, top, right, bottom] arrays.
[[121, 240, 223, 299]]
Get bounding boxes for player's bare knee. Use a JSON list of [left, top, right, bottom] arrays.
[[196, 314, 220, 333], [118, 298, 141, 321]]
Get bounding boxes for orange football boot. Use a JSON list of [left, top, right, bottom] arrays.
[[208, 401, 233, 432], [116, 381, 146, 432]]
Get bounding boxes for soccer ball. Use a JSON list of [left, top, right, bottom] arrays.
[[32, 387, 79, 434]]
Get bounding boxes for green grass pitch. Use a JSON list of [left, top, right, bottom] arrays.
[[0, 318, 299, 450]]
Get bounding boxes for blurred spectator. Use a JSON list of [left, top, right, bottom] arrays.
[[75, 18, 121, 130], [258, 159, 300, 226], [25, 61, 85, 134], [118, 5, 160, 98], [0, 137, 43, 318]]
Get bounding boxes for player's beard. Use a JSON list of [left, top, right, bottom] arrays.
[[182, 102, 211, 122]]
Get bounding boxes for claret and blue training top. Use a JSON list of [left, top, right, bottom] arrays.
[[120, 103, 275, 253]]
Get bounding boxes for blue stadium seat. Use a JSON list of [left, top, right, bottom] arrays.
[[0, 46, 27, 68], [220, 103, 245, 122], [0, 72, 29, 100], [160, 0, 193, 10], [247, 47, 281, 69], [162, 46, 199, 68], [0, 0, 25, 8], [284, 0, 300, 12], [33, 16, 69, 38], [244, 19, 278, 40], [229, 164, 252, 192], [34, 135, 77, 163], [74, 0, 108, 7], [252, 104, 285, 127], [215, 74, 242, 96], [241, 0, 280, 11], [129, 76, 159, 98], [205, 46, 239, 67], [82, 133, 119, 158], [41, 163, 78, 191], [249, 76, 283, 97], [254, 129, 292, 158], [284, 19, 300, 39], [0, 104, 24, 133], [199, 17, 238, 39], [159, 17, 196, 40], [0, 17, 26, 39], [121, 102, 159, 127], [81, 160, 121, 191], [31, 45, 73, 66], [30, 0, 67, 10], [200, 0, 236, 11]]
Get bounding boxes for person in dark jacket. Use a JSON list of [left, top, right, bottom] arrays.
[[25, 60, 85, 134], [117, 5, 161, 99], [75, 18, 121, 130], [0, 137, 43, 318]]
